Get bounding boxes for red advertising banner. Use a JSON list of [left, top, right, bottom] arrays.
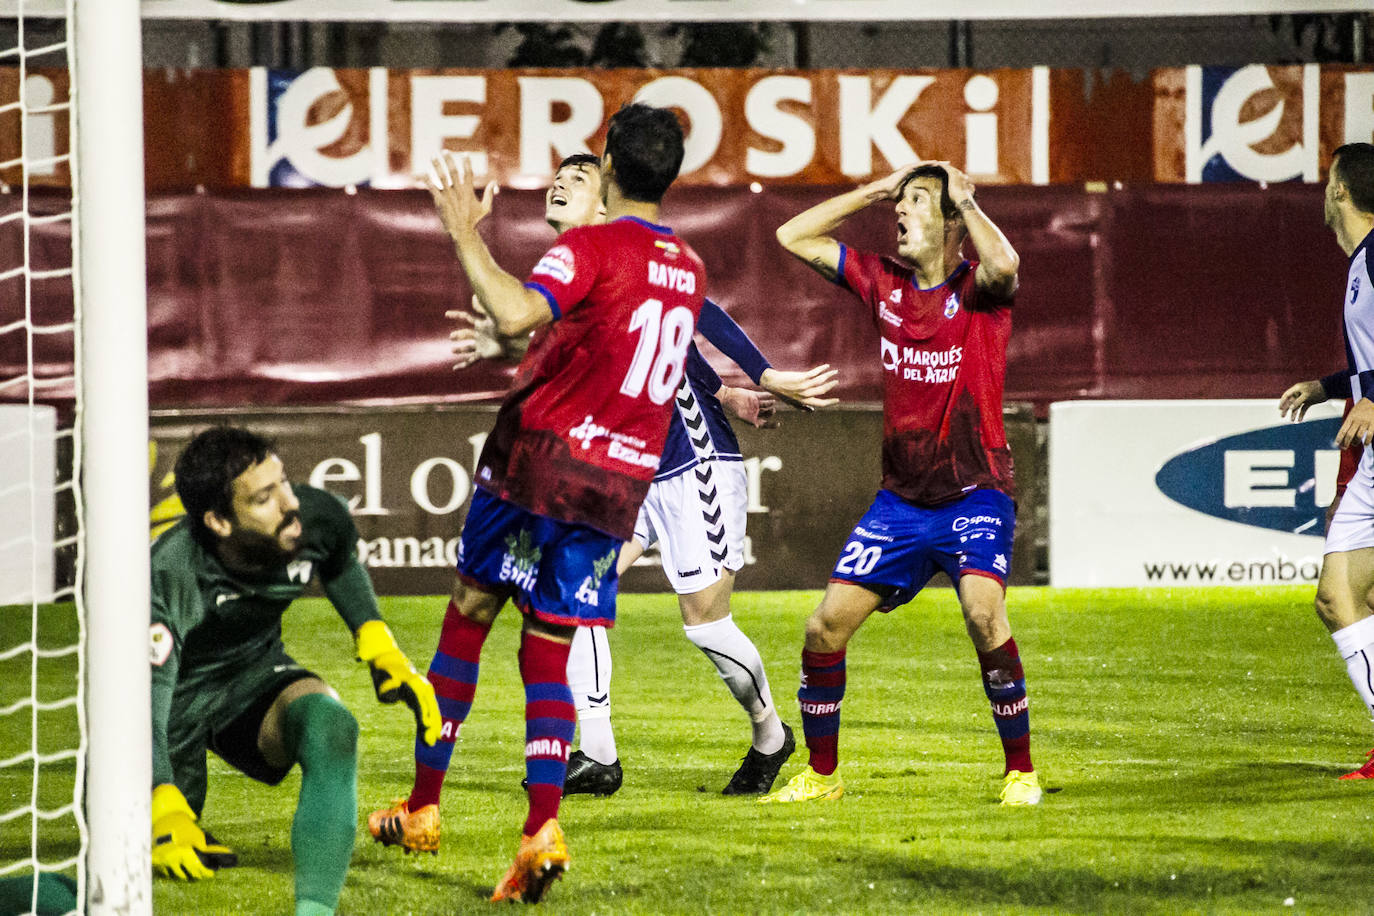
[[0, 183, 1348, 413], [7, 64, 1371, 191]]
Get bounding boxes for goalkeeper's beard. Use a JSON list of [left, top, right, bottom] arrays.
[[226, 511, 303, 570]]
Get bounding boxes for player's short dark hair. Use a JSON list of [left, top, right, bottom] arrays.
[[557, 153, 600, 172], [898, 165, 959, 220], [603, 103, 685, 204], [1333, 143, 1374, 215], [174, 426, 275, 540]]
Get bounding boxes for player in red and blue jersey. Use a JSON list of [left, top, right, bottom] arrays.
[[761, 160, 1042, 807], [367, 104, 703, 903], [442, 155, 838, 802]]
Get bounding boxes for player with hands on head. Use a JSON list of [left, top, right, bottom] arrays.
[[1276, 142, 1374, 780], [762, 157, 1038, 807], [369, 105, 705, 903], [149, 425, 439, 916]]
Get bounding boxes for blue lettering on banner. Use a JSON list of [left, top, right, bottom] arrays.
[[1154, 417, 1340, 537]]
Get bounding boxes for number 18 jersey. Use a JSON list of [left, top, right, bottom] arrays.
[[475, 216, 707, 540]]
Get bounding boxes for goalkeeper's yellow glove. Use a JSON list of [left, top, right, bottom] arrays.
[[151, 784, 237, 881], [355, 619, 441, 746]]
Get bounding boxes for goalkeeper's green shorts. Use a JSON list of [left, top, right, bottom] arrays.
[[167, 646, 320, 813]]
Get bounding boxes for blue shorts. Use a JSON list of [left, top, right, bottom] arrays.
[[830, 488, 1015, 611], [457, 489, 622, 628]]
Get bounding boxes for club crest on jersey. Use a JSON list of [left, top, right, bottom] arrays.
[[149, 623, 173, 666], [943, 292, 960, 318], [533, 245, 576, 286]]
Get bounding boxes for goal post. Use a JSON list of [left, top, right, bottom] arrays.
[[72, 0, 152, 910]]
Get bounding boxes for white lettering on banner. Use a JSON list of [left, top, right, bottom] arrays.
[[518, 77, 603, 176], [410, 457, 469, 514], [745, 76, 816, 178], [743, 455, 782, 514], [1346, 72, 1374, 145], [312, 432, 390, 515], [1187, 64, 1318, 184], [311, 458, 362, 498], [23, 75, 56, 177], [963, 75, 999, 176], [258, 67, 379, 188], [634, 76, 723, 176], [838, 74, 934, 177], [357, 432, 387, 515], [411, 75, 488, 180], [1315, 448, 1339, 508], [1223, 450, 1294, 508], [359, 536, 458, 569]]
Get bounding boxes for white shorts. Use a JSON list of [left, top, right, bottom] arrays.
[[1327, 447, 1374, 555], [633, 458, 748, 594]]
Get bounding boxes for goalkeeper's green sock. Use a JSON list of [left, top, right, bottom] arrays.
[[282, 692, 359, 916]]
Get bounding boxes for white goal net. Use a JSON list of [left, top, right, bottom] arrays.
[[0, 8, 84, 915], [0, 0, 150, 913]]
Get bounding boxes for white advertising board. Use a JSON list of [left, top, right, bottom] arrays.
[[0, 405, 55, 603], [1049, 399, 1346, 588]]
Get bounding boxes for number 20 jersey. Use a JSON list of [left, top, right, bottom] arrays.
[[475, 216, 707, 541]]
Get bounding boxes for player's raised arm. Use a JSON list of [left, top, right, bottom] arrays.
[[428, 151, 552, 337], [935, 161, 1020, 299], [776, 165, 916, 283]]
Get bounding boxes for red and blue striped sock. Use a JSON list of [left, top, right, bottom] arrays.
[[798, 648, 846, 776], [408, 599, 489, 810], [978, 637, 1032, 774], [519, 630, 576, 836]]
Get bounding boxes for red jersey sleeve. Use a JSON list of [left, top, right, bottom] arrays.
[[839, 244, 897, 326], [524, 227, 600, 321]]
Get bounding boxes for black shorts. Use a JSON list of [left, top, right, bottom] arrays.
[[207, 667, 320, 785]]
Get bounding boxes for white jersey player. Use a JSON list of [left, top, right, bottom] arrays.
[[1278, 141, 1374, 780]]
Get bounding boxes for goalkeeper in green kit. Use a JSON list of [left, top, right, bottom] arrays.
[[148, 426, 440, 916]]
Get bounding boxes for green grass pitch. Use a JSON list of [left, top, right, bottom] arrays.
[[4, 586, 1373, 914]]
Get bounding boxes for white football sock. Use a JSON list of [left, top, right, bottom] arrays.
[[1332, 615, 1374, 725], [567, 625, 617, 764], [683, 615, 785, 754]]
